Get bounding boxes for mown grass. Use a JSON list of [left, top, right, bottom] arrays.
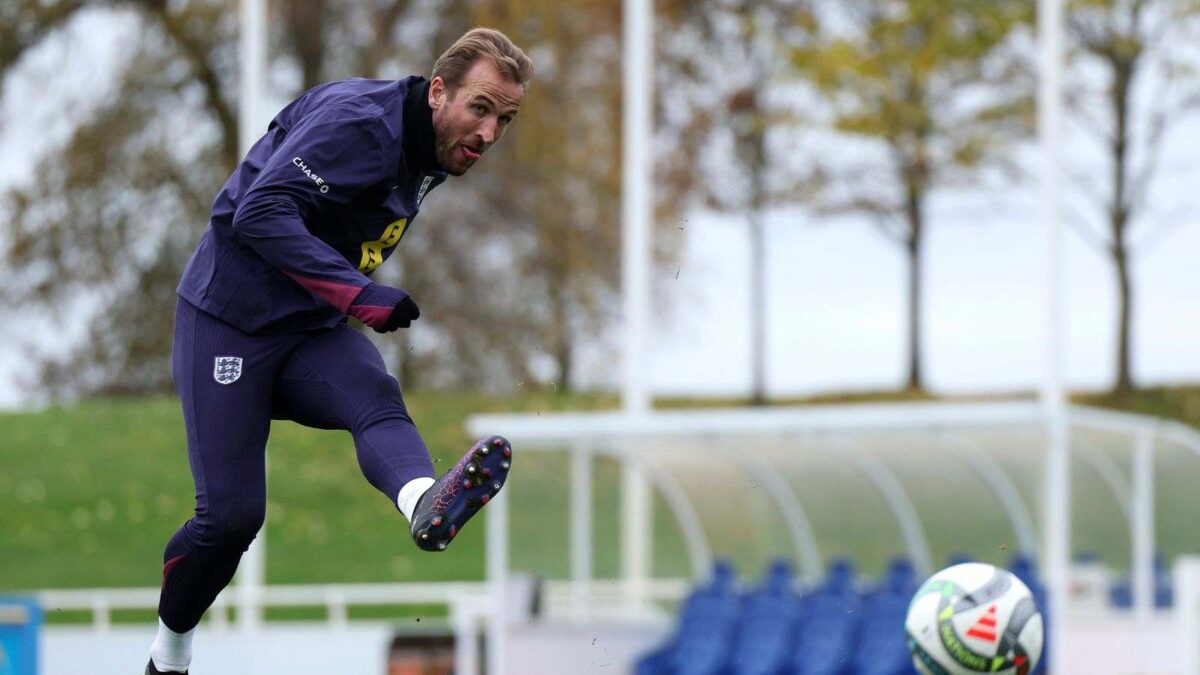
[[0, 390, 619, 593]]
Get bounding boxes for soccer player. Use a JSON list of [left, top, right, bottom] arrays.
[[144, 28, 531, 674]]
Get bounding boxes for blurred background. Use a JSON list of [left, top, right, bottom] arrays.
[[3, 0, 1200, 673]]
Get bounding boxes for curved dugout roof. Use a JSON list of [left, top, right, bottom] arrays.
[[468, 400, 1200, 594]]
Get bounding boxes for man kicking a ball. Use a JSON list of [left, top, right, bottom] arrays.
[[145, 28, 531, 674]]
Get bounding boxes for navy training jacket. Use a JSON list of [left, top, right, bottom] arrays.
[[177, 75, 447, 334]]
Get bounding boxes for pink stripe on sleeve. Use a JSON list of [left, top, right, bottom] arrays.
[[350, 305, 392, 329], [283, 272, 365, 313]]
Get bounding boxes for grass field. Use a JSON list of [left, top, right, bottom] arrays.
[[0, 390, 620, 592], [4, 386, 1200, 613]]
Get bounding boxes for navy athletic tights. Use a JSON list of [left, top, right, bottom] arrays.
[[158, 299, 435, 632]]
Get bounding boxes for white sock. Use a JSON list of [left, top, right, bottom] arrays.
[[149, 618, 194, 673], [397, 477, 436, 524]]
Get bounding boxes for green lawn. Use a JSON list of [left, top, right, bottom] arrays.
[[0, 390, 618, 592], [3, 386, 1200, 600]]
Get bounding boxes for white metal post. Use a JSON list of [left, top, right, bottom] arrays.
[[92, 595, 111, 634], [621, 0, 653, 415], [1037, 0, 1069, 672], [238, 0, 267, 167], [570, 445, 594, 620], [1177, 557, 1200, 675], [236, 0, 268, 635], [620, 454, 652, 614], [621, 0, 655, 617], [1132, 430, 1156, 621], [486, 489, 510, 675], [453, 596, 481, 675]]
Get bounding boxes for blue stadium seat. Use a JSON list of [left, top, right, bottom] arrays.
[[636, 560, 743, 675], [877, 557, 916, 596], [1109, 553, 1174, 609], [945, 552, 975, 567], [1158, 578, 1175, 608], [726, 559, 803, 675], [1153, 552, 1173, 608], [852, 558, 918, 675], [787, 558, 862, 675], [1109, 579, 1133, 609]]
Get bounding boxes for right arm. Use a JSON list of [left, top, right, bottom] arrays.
[[231, 110, 416, 331]]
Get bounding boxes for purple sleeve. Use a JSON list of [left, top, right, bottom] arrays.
[[231, 110, 386, 313]]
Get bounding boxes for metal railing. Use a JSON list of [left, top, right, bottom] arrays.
[[32, 578, 690, 632], [35, 582, 485, 632]]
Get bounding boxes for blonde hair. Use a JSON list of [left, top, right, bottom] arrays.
[[432, 27, 534, 92]]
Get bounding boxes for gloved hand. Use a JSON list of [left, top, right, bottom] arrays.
[[348, 283, 421, 332]]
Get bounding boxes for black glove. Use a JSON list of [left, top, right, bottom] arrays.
[[347, 283, 421, 332]]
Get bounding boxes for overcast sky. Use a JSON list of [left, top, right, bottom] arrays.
[[2, 8, 1199, 409], [630, 195, 1200, 398]]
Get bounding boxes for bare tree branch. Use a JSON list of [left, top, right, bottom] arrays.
[[1065, 86, 1115, 144], [1065, 203, 1115, 257], [0, 0, 88, 75], [1066, 163, 1113, 210], [146, 1, 238, 169], [358, 1, 413, 78]]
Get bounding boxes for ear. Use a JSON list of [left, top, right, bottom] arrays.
[[428, 76, 447, 112]]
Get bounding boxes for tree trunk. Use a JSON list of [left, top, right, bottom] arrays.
[[550, 262, 574, 395], [905, 183, 925, 392], [1110, 58, 1135, 394], [1114, 248, 1134, 393], [284, 0, 328, 91], [358, 1, 410, 78], [555, 329, 573, 395]]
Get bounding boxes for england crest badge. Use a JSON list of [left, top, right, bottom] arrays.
[[213, 356, 243, 385]]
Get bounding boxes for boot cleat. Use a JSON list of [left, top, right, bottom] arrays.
[[410, 435, 513, 552]]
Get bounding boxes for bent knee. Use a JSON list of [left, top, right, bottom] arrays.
[[194, 501, 266, 551], [362, 371, 404, 405]]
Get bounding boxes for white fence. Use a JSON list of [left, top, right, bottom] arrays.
[[36, 582, 491, 674], [31, 578, 691, 675]]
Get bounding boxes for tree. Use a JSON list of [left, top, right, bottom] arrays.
[[1065, 0, 1200, 394], [447, 0, 625, 393], [0, 1, 643, 399], [790, 0, 1033, 391], [2, 0, 238, 397], [278, 0, 425, 90], [1, 0, 442, 397], [657, 0, 814, 405]]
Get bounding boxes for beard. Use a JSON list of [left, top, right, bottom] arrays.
[[432, 109, 470, 176]]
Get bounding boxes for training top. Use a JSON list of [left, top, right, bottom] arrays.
[[177, 76, 447, 334]]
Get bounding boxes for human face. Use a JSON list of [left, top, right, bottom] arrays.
[[428, 60, 525, 176]]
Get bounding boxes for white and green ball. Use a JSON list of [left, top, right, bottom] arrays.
[[905, 563, 1044, 675]]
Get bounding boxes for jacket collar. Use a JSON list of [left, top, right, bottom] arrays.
[[402, 77, 443, 175]]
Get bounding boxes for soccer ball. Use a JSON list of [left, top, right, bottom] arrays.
[[905, 563, 1044, 675]]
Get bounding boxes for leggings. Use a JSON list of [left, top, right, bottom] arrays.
[[157, 298, 434, 632]]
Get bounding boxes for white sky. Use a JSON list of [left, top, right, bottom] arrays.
[[2, 8, 1200, 409], [632, 196, 1200, 398]]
